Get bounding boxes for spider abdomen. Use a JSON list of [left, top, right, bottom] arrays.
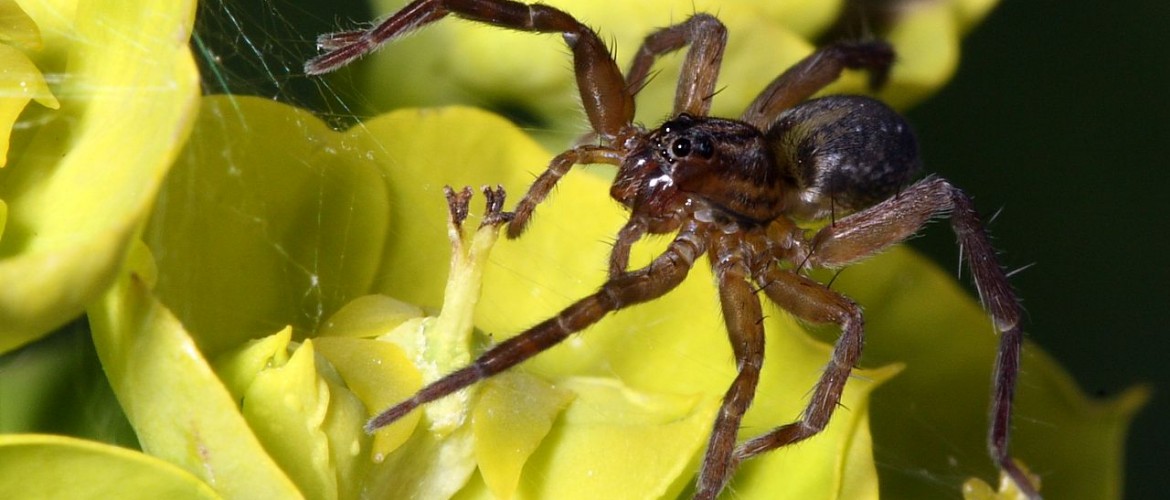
[[767, 95, 921, 221]]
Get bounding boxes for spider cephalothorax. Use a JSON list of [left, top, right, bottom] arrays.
[[307, 1, 1038, 498]]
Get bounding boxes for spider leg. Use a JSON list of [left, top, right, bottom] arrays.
[[314, 29, 366, 51], [607, 210, 690, 279], [507, 145, 622, 238], [307, 0, 635, 138], [805, 176, 1038, 499], [739, 41, 894, 129], [305, 0, 445, 74], [306, 0, 639, 238], [366, 221, 708, 432], [625, 14, 727, 116], [607, 218, 646, 279], [731, 265, 865, 469], [694, 234, 766, 499]]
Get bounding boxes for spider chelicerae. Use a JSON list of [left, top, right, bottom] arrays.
[[306, 1, 1038, 498]]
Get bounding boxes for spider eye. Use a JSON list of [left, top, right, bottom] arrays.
[[662, 114, 695, 134], [671, 138, 692, 157]]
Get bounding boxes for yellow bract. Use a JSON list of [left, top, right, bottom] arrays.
[[473, 372, 574, 499], [0, 0, 59, 169], [0, 434, 219, 499], [0, 0, 197, 351], [314, 335, 424, 461], [241, 339, 346, 500], [88, 254, 301, 499]]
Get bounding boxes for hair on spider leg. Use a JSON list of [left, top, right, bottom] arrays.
[[701, 84, 728, 106], [315, 29, 365, 51], [824, 267, 847, 290], [1005, 262, 1036, 280], [309, 1, 1040, 498], [987, 205, 1007, 225]]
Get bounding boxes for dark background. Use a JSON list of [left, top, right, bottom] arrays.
[[906, 1, 1168, 498]]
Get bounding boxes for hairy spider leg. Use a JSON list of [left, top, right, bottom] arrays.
[[693, 231, 769, 499], [306, 2, 444, 73], [507, 146, 622, 238], [740, 41, 895, 129], [514, 13, 732, 237], [365, 220, 708, 432], [736, 176, 1035, 499], [625, 14, 728, 116], [732, 265, 865, 461], [608, 218, 648, 279], [306, 0, 634, 137]]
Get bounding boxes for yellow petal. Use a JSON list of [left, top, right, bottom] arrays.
[[882, 2, 961, 108], [515, 377, 720, 499], [963, 461, 1042, 500], [147, 96, 391, 356], [0, 1, 43, 51], [0, 43, 58, 167], [472, 371, 574, 499], [87, 258, 301, 499], [319, 374, 370, 500], [242, 339, 337, 500], [317, 295, 424, 339], [313, 335, 424, 461], [0, 434, 219, 499], [213, 327, 293, 403], [834, 247, 1149, 499], [0, 0, 198, 351]]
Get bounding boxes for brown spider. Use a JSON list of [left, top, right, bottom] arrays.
[[306, 1, 1038, 498]]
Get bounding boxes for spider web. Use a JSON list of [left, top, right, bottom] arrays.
[[189, 0, 590, 335], [195, 0, 369, 124]]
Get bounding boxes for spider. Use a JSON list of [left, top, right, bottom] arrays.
[[306, 1, 1038, 498]]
